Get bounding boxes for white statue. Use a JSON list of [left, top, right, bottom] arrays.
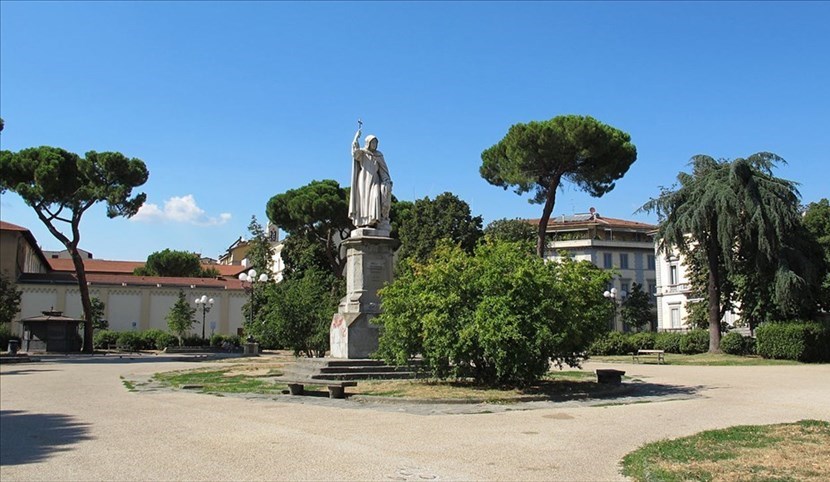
[[349, 122, 392, 231]]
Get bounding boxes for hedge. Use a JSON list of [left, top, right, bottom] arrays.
[[756, 321, 829, 362], [720, 332, 751, 355], [679, 329, 709, 354], [654, 332, 683, 354]]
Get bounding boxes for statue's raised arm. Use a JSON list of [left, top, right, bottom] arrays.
[[348, 123, 392, 233]]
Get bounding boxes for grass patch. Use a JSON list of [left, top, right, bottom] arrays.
[[121, 378, 136, 391], [153, 365, 286, 395], [622, 420, 830, 481], [590, 353, 803, 366]]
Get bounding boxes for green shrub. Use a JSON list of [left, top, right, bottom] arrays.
[[756, 321, 830, 362], [744, 336, 756, 355], [140, 329, 176, 350], [210, 334, 241, 348], [179, 334, 205, 347], [654, 332, 683, 353], [93, 330, 120, 349], [680, 329, 709, 354], [588, 332, 635, 356], [376, 241, 612, 386], [1, 323, 21, 351], [628, 332, 656, 351], [116, 331, 143, 351], [720, 331, 747, 355]]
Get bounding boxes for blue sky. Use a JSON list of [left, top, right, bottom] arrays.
[[2, 2, 828, 261]]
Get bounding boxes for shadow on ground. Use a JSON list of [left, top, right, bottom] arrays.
[[0, 410, 93, 466]]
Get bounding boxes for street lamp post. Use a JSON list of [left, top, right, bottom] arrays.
[[194, 295, 214, 342], [238, 268, 269, 338], [603, 287, 627, 331]]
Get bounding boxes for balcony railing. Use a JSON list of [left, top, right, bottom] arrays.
[[663, 283, 692, 294]]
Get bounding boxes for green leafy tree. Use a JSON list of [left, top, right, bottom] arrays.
[[397, 192, 483, 264], [620, 283, 654, 331], [0, 275, 22, 324], [484, 218, 536, 246], [266, 180, 351, 277], [134, 249, 213, 277], [245, 215, 275, 278], [376, 240, 611, 386], [166, 290, 197, 345], [481, 115, 637, 257], [1, 146, 148, 353], [252, 268, 342, 357], [90, 297, 107, 330], [641, 153, 804, 352], [802, 199, 830, 311]]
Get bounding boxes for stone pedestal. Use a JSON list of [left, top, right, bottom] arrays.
[[330, 231, 398, 359]]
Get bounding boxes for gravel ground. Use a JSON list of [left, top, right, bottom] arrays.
[[1, 354, 828, 481]]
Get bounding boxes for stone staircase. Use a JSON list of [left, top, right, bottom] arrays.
[[279, 357, 423, 381]]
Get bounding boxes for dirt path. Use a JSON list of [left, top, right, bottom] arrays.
[[2, 355, 828, 481]]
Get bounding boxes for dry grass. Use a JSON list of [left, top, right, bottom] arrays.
[[353, 371, 601, 401], [622, 420, 830, 481]]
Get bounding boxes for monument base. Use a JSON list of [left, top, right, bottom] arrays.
[[329, 234, 398, 359]]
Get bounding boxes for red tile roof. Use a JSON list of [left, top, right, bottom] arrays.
[[19, 272, 248, 290], [46, 258, 249, 277], [0, 221, 29, 232]]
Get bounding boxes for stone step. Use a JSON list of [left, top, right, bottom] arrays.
[[318, 365, 414, 374], [310, 371, 418, 381]]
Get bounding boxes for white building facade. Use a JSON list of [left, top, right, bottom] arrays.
[[538, 211, 658, 331]]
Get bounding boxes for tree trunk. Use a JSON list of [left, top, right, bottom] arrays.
[[69, 246, 94, 353], [536, 178, 561, 258], [32, 208, 95, 353], [706, 239, 722, 353]]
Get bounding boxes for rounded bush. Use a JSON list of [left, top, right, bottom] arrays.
[[588, 332, 635, 356], [180, 334, 205, 347], [680, 329, 709, 354], [116, 331, 142, 351], [720, 332, 746, 355], [139, 329, 168, 350], [756, 321, 829, 362], [93, 330, 120, 349], [654, 332, 683, 353], [628, 332, 656, 351]]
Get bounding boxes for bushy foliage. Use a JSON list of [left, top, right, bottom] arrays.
[[376, 241, 611, 386], [756, 321, 830, 362], [254, 268, 341, 357], [1, 323, 20, 350], [484, 218, 536, 246], [93, 330, 120, 349], [140, 329, 176, 350], [116, 332, 143, 351], [628, 332, 657, 350], [720, 331, 751, 355], [166, 290, 196, 345], [179, 334, 205, 347], [0, 275, 22, 324], [397, 192, 484, 264], [679, 329, 709, 354], [588, 332, 635, 356], [209, 334, 241, 349], [653, 332, 683, 353], [620, 283, 654, 331], [134, 249, 216, 278]]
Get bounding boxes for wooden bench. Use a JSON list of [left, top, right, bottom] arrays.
[[632, 349, 665, 364], [281, 379, 358, 399]]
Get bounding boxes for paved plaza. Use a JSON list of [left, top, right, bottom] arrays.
[[1, 355, 829, 481]]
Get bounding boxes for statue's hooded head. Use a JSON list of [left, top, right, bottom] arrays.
[[365, 135, 379, 152]]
